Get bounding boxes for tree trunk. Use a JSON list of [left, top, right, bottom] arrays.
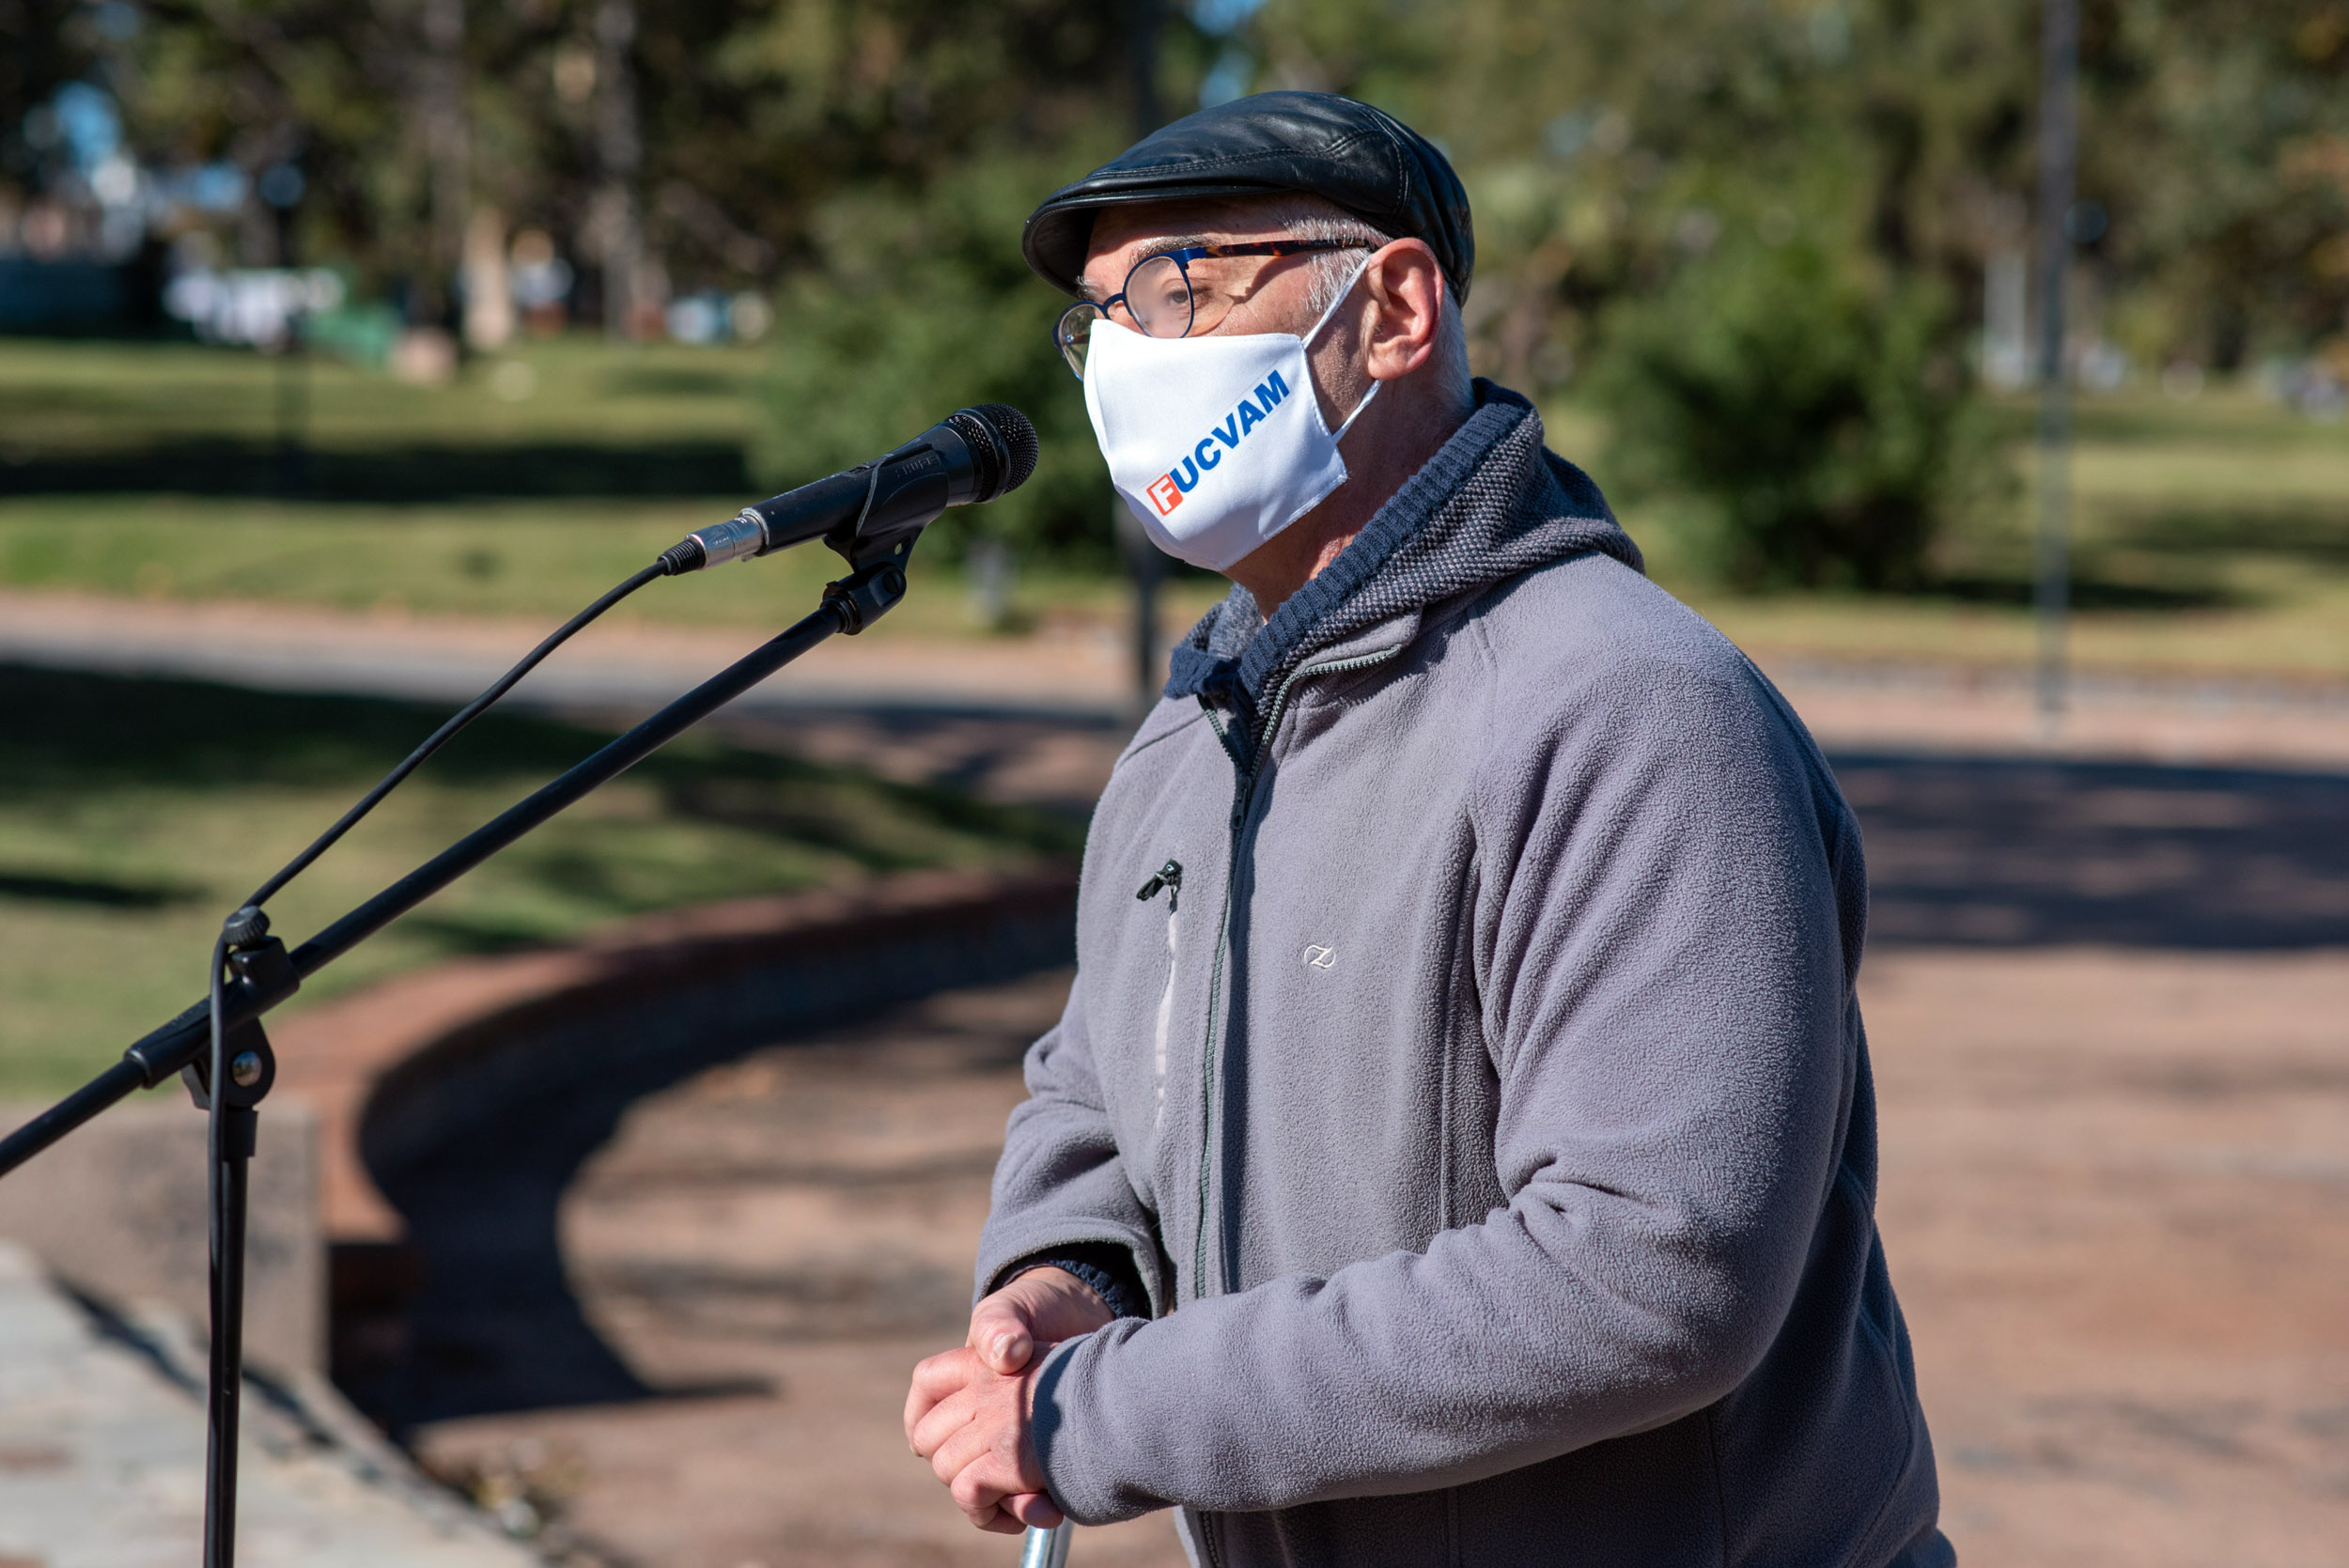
[[412, 0, 469, 330], [593, 0, 645, 341]]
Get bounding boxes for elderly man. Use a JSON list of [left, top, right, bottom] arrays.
[[905, 92, 1950, 1567]]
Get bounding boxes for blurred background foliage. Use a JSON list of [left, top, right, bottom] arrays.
[[5, 0, 2349, 583], [1595, 236, 1979, 591], [8, 0, 2349, 1079], [755, 153, 1123, 565]]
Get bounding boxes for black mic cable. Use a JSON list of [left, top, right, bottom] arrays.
[[239, 560, 669, 909], [235, 403, 1037, 913]]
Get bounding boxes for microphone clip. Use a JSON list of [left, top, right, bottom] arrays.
[[821, 558, 910, 636]]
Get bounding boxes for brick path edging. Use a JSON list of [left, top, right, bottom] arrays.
[[272, 864, 1078, 1245]]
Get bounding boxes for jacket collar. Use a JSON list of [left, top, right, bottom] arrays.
[[1165, 380, 1641, 731]]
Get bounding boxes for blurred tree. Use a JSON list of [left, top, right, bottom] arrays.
[[2082, 0, 2349, 370], [738, 0, 1174, 565], [122, 0, 416, 276], [1597, 236, 1975, 590], [757, 156, 1118, 565], [419, 0, 471, 321], [1222, 0, 2027, 585], [1244, 0, 2349, 384], [42, 0, 2349, 363], [44, 0, 2349, 577], [85, 0, 1159, 556], [1220, 0, 2349, 584]]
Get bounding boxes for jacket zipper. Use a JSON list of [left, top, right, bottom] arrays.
[[1190, 645, 1403, 1299], [1138, 862, 1183, 1126]]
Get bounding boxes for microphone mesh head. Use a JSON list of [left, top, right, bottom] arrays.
[[947, 404, 1039, 503], [974, 405, 1040, 493]]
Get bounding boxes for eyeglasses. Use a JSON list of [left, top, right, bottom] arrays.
[[1052, 239, 1375, 379]]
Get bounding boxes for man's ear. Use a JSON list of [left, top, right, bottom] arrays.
[[1360, 239, 1446, 383]]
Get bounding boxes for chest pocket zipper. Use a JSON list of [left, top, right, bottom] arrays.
[[1138, 861, 1183, 1127]]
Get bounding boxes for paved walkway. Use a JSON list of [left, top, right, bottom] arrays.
[[0, 589, 1133, 720], [6, 591, 2349, 796], [0, 1243, 534, 1568]]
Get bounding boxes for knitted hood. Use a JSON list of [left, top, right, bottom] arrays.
[[1164, 380, 1642, 728]]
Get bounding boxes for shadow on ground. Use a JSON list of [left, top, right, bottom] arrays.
[[345, 734, 2349, 1431], [1837, 753, 2349, 949], [345, 882, 1077, 1435], [0, 664, 1075, 951]]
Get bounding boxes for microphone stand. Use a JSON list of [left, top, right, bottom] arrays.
[[1022, 1519, 1074, 1567], [0, 554, 910, 1567]]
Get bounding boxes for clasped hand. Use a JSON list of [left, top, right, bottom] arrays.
[[904, 1265, 1114, 1533]]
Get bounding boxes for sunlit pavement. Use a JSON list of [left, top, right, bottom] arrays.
[[0, 1244, 536, 1567], [6, 586, 2349, 806]]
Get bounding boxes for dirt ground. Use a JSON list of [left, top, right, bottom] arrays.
[[1867, 949, 2349, 1565], [414, 970, 1187, 1568], [407, 940, 2349, 1568], [397, 673, 2349, 1568]]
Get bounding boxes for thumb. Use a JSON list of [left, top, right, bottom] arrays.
[[969, 1297, 1034, 1374]]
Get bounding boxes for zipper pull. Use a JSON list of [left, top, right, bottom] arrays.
[[1136, 859, 1183, 912]]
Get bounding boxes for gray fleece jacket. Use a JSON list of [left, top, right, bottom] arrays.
[[977, 383, 1951, 1568]]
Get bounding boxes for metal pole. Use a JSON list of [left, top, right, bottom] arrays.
[[269, 172, 308, 496], [0, 557, 904, 1565], [1125, 0, 1167, 718], [204, 1102, 256, 1568], [2033, 0, 2078, 729], [1117, 504, 1168, 723], [1021, 1519, 1073, 1568]]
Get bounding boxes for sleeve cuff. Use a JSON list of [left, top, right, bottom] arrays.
[[1001, 1243, 1152, 1322]]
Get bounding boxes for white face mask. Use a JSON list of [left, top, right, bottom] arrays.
[[1082, 263, 1379, 572]]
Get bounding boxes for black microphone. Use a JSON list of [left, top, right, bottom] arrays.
[[662, 404, 1039, 575]]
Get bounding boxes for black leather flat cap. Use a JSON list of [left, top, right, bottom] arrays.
[[1023, 91, 1474, 305]]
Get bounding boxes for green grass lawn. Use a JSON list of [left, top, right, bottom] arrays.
[[4, 335, 2345, 676], [1549, 393, 2349, 684], [0, 663, 1073, 1097], [0, 334, 765, 458], [0, 334, 1212, 637], [0, 491, 1198, 639]]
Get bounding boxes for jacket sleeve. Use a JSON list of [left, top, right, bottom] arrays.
[[1029, 650, 1862, 1520], [974, 967, 1171, 1314]]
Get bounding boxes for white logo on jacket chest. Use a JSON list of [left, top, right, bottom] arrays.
[[1301, 944, 1336, 970]]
